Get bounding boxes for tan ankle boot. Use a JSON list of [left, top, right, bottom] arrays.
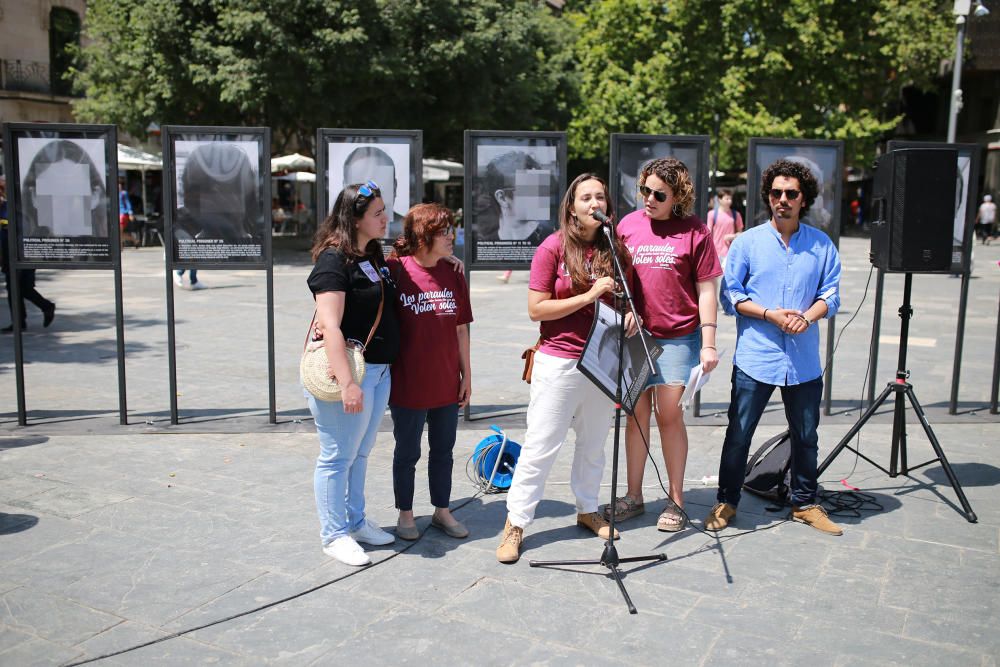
[[496, 517, 523, 563]]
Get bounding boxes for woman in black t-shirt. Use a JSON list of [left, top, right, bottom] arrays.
[[307, 181, 400, 566]]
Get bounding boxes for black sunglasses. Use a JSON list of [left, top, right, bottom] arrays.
[[638, 185, 669, 203], [769, 188, 801, 200]]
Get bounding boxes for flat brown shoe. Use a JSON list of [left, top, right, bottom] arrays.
[[576, 512, 620, 540]]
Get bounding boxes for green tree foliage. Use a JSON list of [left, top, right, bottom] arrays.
[[565, 0, 954, 168], [72, 0, 577, 157]]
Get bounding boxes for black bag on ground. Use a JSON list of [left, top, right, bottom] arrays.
[[743, 430, 792, 503]]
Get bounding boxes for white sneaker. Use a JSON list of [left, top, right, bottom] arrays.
[[189, 281, 208, 291], [322, 536, 370, 566], [173, 273, 184, 287], [350, 519, 395, 546]]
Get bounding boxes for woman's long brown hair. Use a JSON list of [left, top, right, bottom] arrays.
[[558, 174, 631, 295], [310, 183, 384, 263]]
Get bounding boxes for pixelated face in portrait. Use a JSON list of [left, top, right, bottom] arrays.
[[22, 138, 108, 237]]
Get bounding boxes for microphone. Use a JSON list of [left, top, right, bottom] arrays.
[[592, 209, 612, 225]]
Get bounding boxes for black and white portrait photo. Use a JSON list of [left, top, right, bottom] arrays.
[[578, 300, 662, 415], [466, 131, 566, 268], [327, 142, 410, 240], [7, 128, 114, 264], [317, 131, 422, 245], [167, 132, 267, 265], [748, 139, 844, 244], [17, 137, 108, 239], [610, 134, 709, 222]]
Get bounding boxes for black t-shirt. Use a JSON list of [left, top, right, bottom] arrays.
[[307, 248, 400, 364]]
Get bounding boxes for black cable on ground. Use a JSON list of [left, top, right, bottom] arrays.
[[64, 492, 484, 667]]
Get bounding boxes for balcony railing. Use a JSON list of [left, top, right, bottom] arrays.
[[1, 59, 75, 96]]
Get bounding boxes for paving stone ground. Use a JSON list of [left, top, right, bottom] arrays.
[[1, 237, 999, 666]]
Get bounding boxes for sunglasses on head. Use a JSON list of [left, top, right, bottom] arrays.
[[358, 180, 380, 198], [769, 188, 801, 200], [638, 185, 669, 203]]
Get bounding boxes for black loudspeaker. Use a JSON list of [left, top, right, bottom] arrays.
[[870, 148, 957, 273]]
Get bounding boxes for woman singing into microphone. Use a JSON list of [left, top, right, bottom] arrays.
[[496, 173, 636, 564], [611, 158, 721, 532]]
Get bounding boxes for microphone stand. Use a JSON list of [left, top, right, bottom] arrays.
[[529, 220, 667, 615]]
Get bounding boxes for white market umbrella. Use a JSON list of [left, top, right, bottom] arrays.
[[275, 171, 316, 182], [271, 153, 315, 173]]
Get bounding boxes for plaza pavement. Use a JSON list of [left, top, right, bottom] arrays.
[[1, 236, 998, 666]]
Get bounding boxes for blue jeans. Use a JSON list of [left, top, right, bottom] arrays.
[[717, 366, 823, 507], [308, 363, 391, 545], [176, 269, 198, 284], [389, 404, 459, 511]]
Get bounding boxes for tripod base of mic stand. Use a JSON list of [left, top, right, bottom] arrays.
[[819, 378, 977, 523], [529, 542, 668, 614]]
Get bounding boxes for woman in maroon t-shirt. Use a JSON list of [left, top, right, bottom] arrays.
[[496, 174, 636, 564], [387, 204, 473, 541], [613, 158, 722, 532]]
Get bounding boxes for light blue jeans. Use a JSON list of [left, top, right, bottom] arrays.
[[308, 363, 391, 545]]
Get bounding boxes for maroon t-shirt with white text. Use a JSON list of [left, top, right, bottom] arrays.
[[388, 256, 473, 409], [616, 210, 722, 338], [529, 232, 627, 359]]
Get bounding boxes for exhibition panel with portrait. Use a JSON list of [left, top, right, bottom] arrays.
[[6, 128, 114, 264], [165, 130, 268, 266], [747, 139, 844, 245], [465, 132, 566, 268], [609, 134, 709, 222], [317, 130, 422, 247]]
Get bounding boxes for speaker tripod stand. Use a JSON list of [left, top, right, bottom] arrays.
[[818, 273, 977, 523]]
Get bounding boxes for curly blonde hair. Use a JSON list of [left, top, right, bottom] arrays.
[[639, 157, 695, 219]]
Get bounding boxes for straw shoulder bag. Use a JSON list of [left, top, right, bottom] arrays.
[[300, 286, 384, 402]]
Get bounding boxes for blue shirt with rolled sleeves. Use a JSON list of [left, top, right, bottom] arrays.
[[724, 221, 841, 386]]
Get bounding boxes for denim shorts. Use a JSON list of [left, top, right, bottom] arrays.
[[645, 331, 701, 388]]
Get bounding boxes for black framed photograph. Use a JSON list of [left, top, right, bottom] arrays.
[[3, 123, 117, 267], [316, 129, 422, 245], [162, 126, 270, 268], [747, 138, 844, 246], [464, 130, 567, 269], [609, 134, 710, 223], [577, 300, 663, 416], [887, 140, 983, 274]]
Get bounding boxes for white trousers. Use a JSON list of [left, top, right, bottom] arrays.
[[506, 351, 615, 528]]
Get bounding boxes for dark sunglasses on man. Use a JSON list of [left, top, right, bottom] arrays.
[[769, 188, 801, 201]]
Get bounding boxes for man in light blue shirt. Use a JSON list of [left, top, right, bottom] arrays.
[[705, 159, 843, 536]]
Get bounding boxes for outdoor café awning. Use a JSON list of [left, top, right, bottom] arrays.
[[118, 144, 162, 171]]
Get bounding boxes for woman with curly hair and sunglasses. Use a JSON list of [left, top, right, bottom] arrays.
[[307, 181, 400, 566], [610, 158, 722, 533], [496, 173, 637, 564], [387, 203, 473, 542]]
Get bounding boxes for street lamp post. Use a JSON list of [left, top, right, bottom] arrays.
[[948, 0, 990, 143], [946, 2, 968, 143]]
